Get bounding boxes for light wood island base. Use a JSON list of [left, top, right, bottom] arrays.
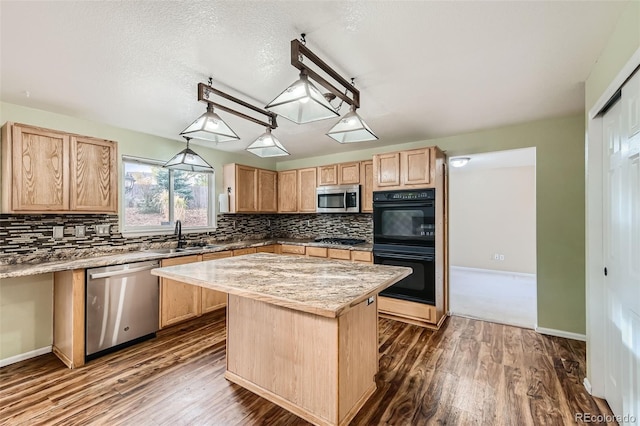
[[225, 294, 378, 426]]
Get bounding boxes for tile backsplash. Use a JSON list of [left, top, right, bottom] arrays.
[[0, 213, 372, 264]]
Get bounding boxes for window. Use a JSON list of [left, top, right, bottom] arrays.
[[122, 156, 215, 233]]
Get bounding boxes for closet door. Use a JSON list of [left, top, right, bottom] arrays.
[[603, 69, 640, 421]]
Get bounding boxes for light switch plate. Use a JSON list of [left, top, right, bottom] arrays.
[[53, 226, 64, 239]]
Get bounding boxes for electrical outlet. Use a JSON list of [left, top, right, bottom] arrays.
[[232, 220, 236, 229], [499, 254, 505, 261], [96, 224, 110, 235], [53, 226, 64, 239], [75, 225, 85, 237], [493, 253, 500, 260]]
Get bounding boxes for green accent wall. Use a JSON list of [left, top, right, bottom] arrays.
[[277, 114, 587, 334]]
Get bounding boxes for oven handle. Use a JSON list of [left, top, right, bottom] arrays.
[[374, 252, 434, 262], [373, 202, 434, 209]]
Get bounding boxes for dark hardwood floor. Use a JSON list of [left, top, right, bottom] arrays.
[[0, 310, 614, 425]]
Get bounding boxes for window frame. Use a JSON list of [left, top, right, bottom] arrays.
[[120, 155, 216, 236]]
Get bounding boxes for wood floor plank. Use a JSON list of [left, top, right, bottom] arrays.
[[0, 313, 615, 426]]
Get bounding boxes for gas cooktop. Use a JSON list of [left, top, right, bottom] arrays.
[[313, 238, 367, 246]]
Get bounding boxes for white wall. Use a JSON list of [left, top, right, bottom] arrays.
[[449, 165, 536, 274]]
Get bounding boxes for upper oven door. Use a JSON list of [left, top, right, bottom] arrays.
[[373, 201, 435, 247], [317, 186, 360, 213]]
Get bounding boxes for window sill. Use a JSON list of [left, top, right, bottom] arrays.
[[121, 227, 217, 238]]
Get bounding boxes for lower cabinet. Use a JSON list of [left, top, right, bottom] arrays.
[[201, 251, 233, 314], [378, 297, 440, 328], [160, 255, 202, 328]]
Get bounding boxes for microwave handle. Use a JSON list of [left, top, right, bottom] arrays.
[[344, 192, 347, 208]]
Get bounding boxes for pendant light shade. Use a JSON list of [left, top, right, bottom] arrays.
[[265, 72, 339, 124], [164, 137, 215, 173], [180, 104, 240, 143], [246, 128, 290, 157], [326, 106, 378, 143]]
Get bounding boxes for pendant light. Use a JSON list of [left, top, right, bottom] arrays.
[[164, 137, 214, 173], [246, 127, 290, 157], [180, 103, 240, 143], [326, 104, 378, 143], [265, 70, 339, 124]]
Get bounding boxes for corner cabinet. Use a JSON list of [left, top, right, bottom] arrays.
[[1, 122, 118, 213], [223, 163, 277, 213], [373, 147, 436, 191], [360, 160, 373, 212]]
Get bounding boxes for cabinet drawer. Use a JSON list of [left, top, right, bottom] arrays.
[[256, 245, 277, 253], [327, 248, 351, 260], [351, 251, 373, 263], [378, 296, 435, 323], [233, 247, 257, 256], [161, 254, 201, 267], [306, 246, 328, 258], [202, 251, 233, 261], [280, 244, 305, 255]]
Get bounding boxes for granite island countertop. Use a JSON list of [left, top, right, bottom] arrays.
[[0, 239, 373, 279], [151, 252, 411, 318]]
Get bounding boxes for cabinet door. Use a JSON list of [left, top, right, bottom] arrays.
[[258, 169, 278, 212], [297, 167, 317, 212], [373, 152, 401, 190], [278, 170, 297, 212], [201, 251, 232, 314], [317, 164, 338, 186], [236, 165, 258, 212], [160, 255, 202, 328], [400, 148, 433, 187], [338, 162, 360, 185], [360, 160, 373, 213], [10, 125, 70, 211], [70, 136, 117, 212]]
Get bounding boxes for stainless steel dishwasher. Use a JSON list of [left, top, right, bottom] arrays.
[[86, 260, 159, 360]]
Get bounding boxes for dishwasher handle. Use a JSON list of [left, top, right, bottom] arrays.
[[89, 264, 157, 280]]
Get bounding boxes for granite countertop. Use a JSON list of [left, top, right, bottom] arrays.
[[0, 239, 373, 279], [151, 253, 411, 318]]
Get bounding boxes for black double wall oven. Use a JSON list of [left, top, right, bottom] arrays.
[[373, 189, 436, 305]]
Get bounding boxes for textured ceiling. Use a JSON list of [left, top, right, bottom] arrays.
[[0, 1, 626, 159]]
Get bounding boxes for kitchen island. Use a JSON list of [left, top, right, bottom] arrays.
[[151, 253, 411, 426]]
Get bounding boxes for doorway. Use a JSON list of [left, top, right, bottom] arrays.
[[448, 147, 537, 329]]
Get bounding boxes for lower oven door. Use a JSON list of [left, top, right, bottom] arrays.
[[374, 251, 435, 305]]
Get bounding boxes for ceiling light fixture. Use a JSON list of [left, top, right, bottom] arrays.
[[164, 137, 215, 173], [450, 157, 471, 168], [266, 34, 377, 142], [182, 78, 289, 158], [180, 103, 240, 143], [246, 125, 290, 157]]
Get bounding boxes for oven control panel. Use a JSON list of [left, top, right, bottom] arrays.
[[373, 189, 435, 202]]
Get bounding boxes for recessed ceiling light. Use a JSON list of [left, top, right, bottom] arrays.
[[450, 157, 470, 168]]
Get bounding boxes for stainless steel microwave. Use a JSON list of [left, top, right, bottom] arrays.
[[316, 185, 360, 213]]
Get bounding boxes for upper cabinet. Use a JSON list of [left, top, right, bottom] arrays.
[[373, 147, 437, 191], [257, 169, 278, 213], [223, 163, 277, 214], [297, 167, 317, 212], [317, 161, 361, 186], [317, 164, 338, 186], [1, 122, 118, 214], [278, 170, 297, 213]]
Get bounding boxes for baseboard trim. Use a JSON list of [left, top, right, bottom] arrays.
[[583, 377, 592, 395], [535, 326, 586, 341], [450, 265, 536, 279], [0, 346, 52, 368]]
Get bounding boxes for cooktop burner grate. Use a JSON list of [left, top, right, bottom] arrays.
[[313, 238, 367, 246]]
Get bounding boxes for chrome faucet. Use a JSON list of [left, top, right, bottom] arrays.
[[175, 220, 185, 248]]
